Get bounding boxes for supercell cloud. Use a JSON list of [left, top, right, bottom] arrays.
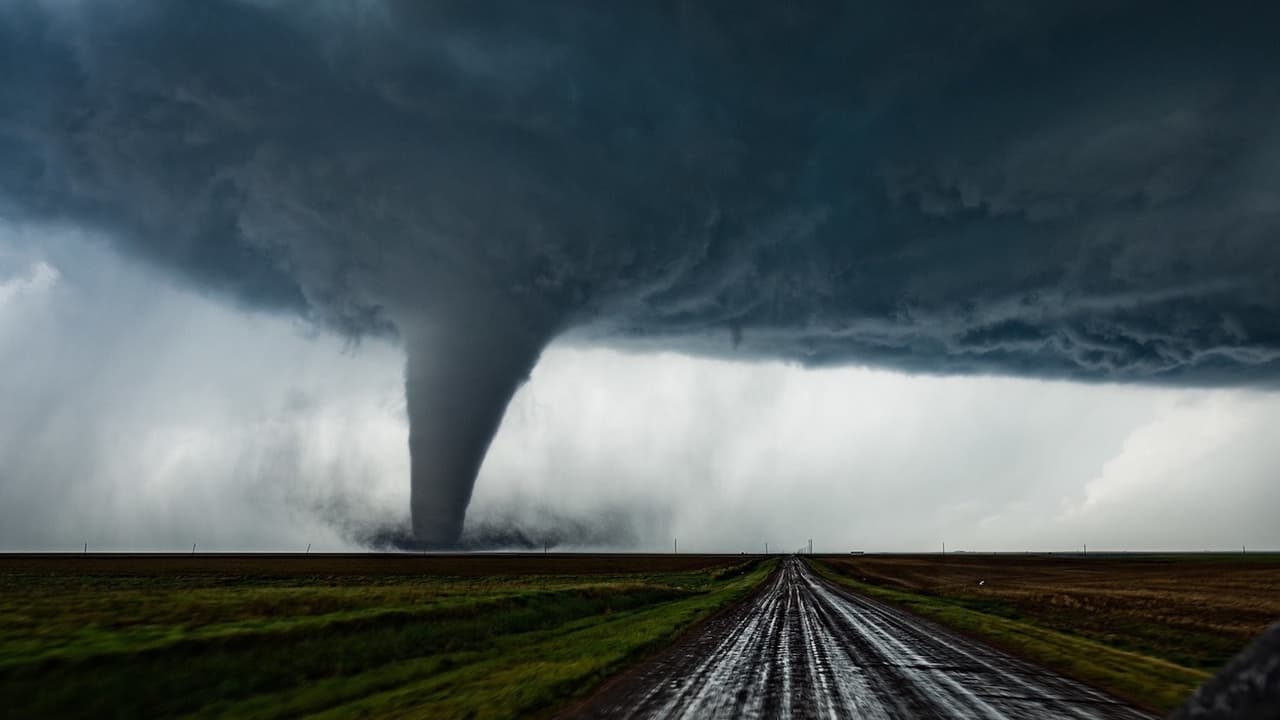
[[2, 1, 1279, 544]]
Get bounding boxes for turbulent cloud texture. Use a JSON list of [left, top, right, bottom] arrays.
[[2, 1, 1280, 543]]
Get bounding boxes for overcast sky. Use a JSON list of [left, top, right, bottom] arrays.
[[3, 2, 1280, 550], [3, 226, 1276, 552]]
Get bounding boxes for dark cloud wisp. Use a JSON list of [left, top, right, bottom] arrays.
[[3, 0, 1280, 544]]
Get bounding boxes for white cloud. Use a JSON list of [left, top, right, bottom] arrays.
[[2, 225, 1278, 552], [0, 260, 58, 310], [478, 349, 1280, 552], [0, 227, 407, 551], [1052, 392, 1280, 550]]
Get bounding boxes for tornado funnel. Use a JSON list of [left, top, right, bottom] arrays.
[[403, 315, 548, 547]]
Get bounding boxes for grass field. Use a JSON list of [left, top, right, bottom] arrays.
[[811, 553, 1280, 713], [0, 553, 773, 719]]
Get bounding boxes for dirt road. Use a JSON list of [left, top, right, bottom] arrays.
[[574, 557, 1154, 719]]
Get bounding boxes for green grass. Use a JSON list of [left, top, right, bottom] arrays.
[[807, 559, 1210, 714], [1, 559, 774, 719]]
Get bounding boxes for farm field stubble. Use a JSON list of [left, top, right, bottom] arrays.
[[0, 553, 771, 720], [812, 553, 1280, 713]]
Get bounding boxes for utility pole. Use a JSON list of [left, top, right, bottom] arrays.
[[1083, 543, 1087, 556], [808, 539, 813, 555], [942, 541, 946, 555], [192, 543, 197, 556], [674, 537, 678, 554], [306, 543, 311, 555], [83, 543, 87, 556], [765, 542, 768, 555]]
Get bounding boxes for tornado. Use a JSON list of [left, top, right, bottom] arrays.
[[9, 0, 1280, 550], [402, 310, 552, 547]]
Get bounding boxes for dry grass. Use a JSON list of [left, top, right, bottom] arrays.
[[815, 553, 1280, 712], [819, 553, 1280, 672]]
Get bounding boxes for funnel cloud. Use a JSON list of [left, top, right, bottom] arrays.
[[3, 1, 1280, 543], [401, 303, 553, 546]]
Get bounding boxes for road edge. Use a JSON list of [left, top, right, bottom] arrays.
[[551, 558, 782, 719], [805, 557, 1173, 717]]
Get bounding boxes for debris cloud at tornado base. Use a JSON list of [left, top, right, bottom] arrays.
[[4, 1, 1280, 544]]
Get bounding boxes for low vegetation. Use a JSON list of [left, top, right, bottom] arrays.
[[0, 553, 772, 719], [810, 553, 1280, 713]]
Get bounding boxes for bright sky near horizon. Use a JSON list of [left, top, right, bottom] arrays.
[[3, 229, 1276, 553]]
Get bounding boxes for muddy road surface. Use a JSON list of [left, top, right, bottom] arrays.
[[574, 557, 1154, 719]]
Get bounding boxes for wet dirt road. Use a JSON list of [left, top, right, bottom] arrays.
[[575, 557, 1154, 719]]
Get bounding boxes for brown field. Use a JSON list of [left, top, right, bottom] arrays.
[[819, 553, 1280, 672], [0, 552, 742, 578]]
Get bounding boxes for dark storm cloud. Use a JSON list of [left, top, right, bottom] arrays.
[[3, 0, 1280, 543]]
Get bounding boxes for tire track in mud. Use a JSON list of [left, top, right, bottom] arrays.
[[574, 557, 1154, 719]]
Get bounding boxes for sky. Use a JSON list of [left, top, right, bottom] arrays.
[[2, 1, 1280, 550], [2, 225, 1277, 552]]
